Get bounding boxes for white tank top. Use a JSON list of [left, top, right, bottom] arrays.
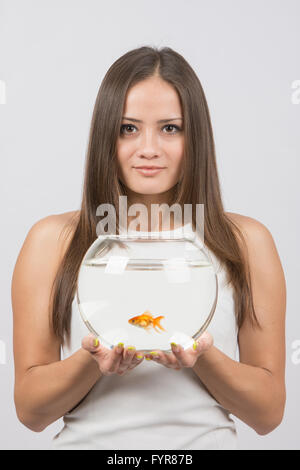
[[52, 223, 239, 450]]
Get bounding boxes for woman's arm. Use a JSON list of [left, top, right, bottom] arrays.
[[12, 214, 102, 432], [17, 350, 102, 433], [192, 214, 286, 435]]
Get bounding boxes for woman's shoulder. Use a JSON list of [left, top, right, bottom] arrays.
[[224, 211, 277, 256], [24, 211, 80, 260], [225, 211, 271, 234], [12, 211, 81, 312], [30, 210, 80, 233]]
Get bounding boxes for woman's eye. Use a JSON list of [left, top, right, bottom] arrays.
[[120, 124, 136, 135], [163, 124, 181, 134], [120, 124, 181, 135]]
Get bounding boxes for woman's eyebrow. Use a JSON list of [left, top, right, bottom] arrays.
[[122, 116, 183, 123]]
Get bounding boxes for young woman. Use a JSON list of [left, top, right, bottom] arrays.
[[11, 46, 286, 450]]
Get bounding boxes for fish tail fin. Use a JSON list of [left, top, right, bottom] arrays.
[[154, 316, 166, 332]]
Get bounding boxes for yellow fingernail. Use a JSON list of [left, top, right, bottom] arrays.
[[149, 351, 158, 356], [117, 342, 124, 347], [136, 355, 143, 359], [127, 346, 136, 350], [145, 356, 152, 360], [93, 338, 99, 347], [170, 342, 177, 346], [193, 341, 197, 351]]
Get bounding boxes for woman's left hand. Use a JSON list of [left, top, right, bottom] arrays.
[[144, 331, 213, 370]]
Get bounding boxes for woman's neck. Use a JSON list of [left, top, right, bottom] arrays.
[[125, 187, 179, 232]]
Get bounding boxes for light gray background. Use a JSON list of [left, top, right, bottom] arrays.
[[0, 0, 299, 450]]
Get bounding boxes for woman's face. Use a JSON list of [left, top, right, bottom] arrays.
[[116, 76, 184, 201]]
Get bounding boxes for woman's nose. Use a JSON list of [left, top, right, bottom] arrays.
[[138, 129, 160, 156]]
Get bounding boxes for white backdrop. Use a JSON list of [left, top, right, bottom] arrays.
[[0, 0, 299, 450]]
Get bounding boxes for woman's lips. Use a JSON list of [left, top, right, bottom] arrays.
[[134, 167, 165, 176]]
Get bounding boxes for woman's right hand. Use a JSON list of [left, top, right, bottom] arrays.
[[81, 334, 145, 376]]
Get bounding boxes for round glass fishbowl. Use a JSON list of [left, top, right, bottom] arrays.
[[76, 231, 218, 353]]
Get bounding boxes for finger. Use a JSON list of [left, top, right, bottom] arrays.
[[147, 350, 180, 369], [118, 346, 137, 371], [131, 351, 144, 364], [144, 351, 160, 363], [123, 346, 137, 363], [113, 344, 139, 371], [170, 342, 189, 367], [107, 342, 126, 372], [193, 332, 214, 353], [81, 334, 101, 353], [124, 352, 144, 372], [118, 349, 144, 374]]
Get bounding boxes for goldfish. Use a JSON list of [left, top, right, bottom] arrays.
[[128, 310, 166, 333]]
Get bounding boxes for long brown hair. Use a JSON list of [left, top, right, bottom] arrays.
[[50, 45, 261, 346]]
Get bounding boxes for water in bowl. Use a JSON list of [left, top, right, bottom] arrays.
[[77, 258, 217, 352]]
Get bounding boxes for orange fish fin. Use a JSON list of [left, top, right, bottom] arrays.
[[153, 325, 162, 333], [143, 311, 154, 319], [153, 315, 166, 332]]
